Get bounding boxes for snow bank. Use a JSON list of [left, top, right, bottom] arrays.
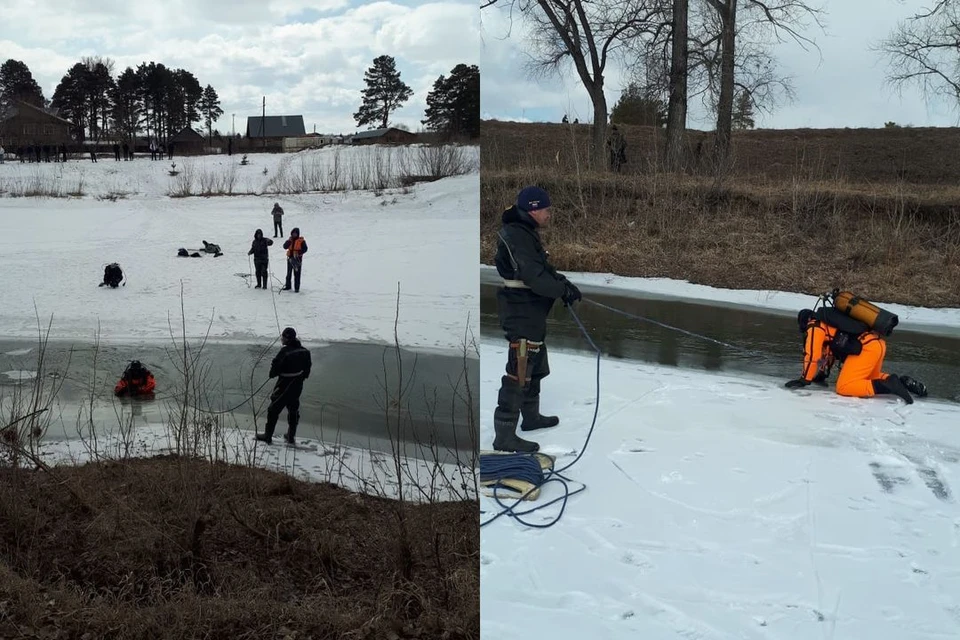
[[479, 340, 960, 639], [28, 408, 476, 504], [0, 151, 479, 351], [480, 264, 960, 336]]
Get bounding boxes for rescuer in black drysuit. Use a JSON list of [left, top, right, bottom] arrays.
[[492, 186, 582, 453]]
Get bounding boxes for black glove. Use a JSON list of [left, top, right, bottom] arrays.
[[561, 281, 582, 306], [784, 378, 809, 389], [811, 371, 828, 387]]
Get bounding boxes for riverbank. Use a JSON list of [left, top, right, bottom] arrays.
[[0, 456, 478, 640], [481, 122, 960, 309]]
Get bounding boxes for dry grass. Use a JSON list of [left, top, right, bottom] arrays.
[[0, 457, 478, 640], [481, 120, 960, 307]]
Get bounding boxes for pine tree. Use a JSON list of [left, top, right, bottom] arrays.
[[353, 55, 413, 130], [51, 63, 90, 140], [422, 64, 479, 138], [200, 84, 223, 140], [110, 67, 141, 144], [0, 59, 46, 109], [610, 83, 666, 127], [732, 89, 755, 130]]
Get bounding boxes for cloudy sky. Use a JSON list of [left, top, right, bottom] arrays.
[[481, 0, 960, 129], [0, 0, 478, 136]]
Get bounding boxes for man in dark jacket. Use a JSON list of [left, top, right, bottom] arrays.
[[271, 202, 284, 237], [256, 327, 312, 445], [282, 228, 307, 292], [247, 229, 273, 289], [492, 186, 581, 453]]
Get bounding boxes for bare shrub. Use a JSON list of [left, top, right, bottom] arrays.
[[168, 161, 195, 197]]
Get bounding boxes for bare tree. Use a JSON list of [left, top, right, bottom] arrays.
[[878, 1, 960, 108], [484, 0, 665, 168], [666, 0, 690, 168], [699, 0, 823, 161], [625, 0, 811, 168]]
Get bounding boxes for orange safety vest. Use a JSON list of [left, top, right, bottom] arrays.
[[286, 237, 305, 258]]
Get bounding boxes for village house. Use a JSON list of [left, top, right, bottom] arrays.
[[0, 100, 75, 150], [245, 115, 306, 151], [169, 126, 207, 155], [349, 127, 418, 145]]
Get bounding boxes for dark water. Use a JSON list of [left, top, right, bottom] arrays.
[[0, 338, 479, 457], [480, 284, 960, 402]]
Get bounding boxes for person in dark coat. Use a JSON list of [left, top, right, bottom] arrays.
[[282, 227, 307, 292], [256, 327, 312, 445], [491, 186, 581, 453], [247, 228, 273, 289], [271, 202, 284, 237]]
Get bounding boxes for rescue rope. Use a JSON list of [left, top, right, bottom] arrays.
[[480, 303, 598, 529], [581, 298, 769, 358], [481, 292, 783, 528]]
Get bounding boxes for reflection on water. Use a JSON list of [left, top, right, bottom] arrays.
[[481, 284, 960, 401]]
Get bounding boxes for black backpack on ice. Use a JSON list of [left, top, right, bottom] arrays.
[[100, 263, 124, 288]]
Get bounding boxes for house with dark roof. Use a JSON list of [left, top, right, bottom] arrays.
[[169, 126, 206, 155], [245, 115, 306, 140], [0, 100, 75, 148], [349, 127, 418, 146]]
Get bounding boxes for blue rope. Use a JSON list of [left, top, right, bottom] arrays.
[[481, 293, 782, 528], [480, 302, 599, 529], [480, 454, 545, 486]]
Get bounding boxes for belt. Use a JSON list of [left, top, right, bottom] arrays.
[[502, 279, 530, 289], [279, 371, 303, 377]]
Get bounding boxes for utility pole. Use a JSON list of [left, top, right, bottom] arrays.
[[261, 96, 266, 152], [232, 113, 235, 138]]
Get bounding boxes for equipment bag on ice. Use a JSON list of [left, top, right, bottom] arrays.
[[100, 263, 124, 288]]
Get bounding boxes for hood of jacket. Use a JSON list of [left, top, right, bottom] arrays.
[[501, 205, 538, 228]]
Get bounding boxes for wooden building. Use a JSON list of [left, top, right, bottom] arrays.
[[349, 127, 418, 145], [0, 100, 74, 148], [169, 126, 206, 155]]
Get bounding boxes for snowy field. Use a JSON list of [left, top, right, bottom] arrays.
[[0, 147, 479, 351], [481, 264, 960, 337], [479, 337, 960, 639]]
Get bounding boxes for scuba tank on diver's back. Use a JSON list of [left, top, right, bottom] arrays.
[[830, 289, 898, 337]]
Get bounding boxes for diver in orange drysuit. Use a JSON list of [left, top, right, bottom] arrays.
[[784, 309, 927, 403], [114, 360, 157, 397]]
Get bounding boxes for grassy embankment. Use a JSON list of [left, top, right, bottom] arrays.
[[482, 120, 960, 307]]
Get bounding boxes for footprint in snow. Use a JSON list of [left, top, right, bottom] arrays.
[[480, 553, 496, 566], [621, 551, 654, 571]]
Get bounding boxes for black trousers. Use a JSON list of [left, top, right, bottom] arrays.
[[493, 340, 550, 428], [264, 378, 303, 439], [254, 259, 268, 288], [285, 258, 302, 291], [273, 219, 283, 237]]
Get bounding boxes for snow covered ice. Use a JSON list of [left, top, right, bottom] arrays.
[[0, 146, 479, 501], [479, 291, 960, 639], [0, 147, 479, 349]]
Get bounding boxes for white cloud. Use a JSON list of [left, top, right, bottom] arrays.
[[0, 0, 478, 134]]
